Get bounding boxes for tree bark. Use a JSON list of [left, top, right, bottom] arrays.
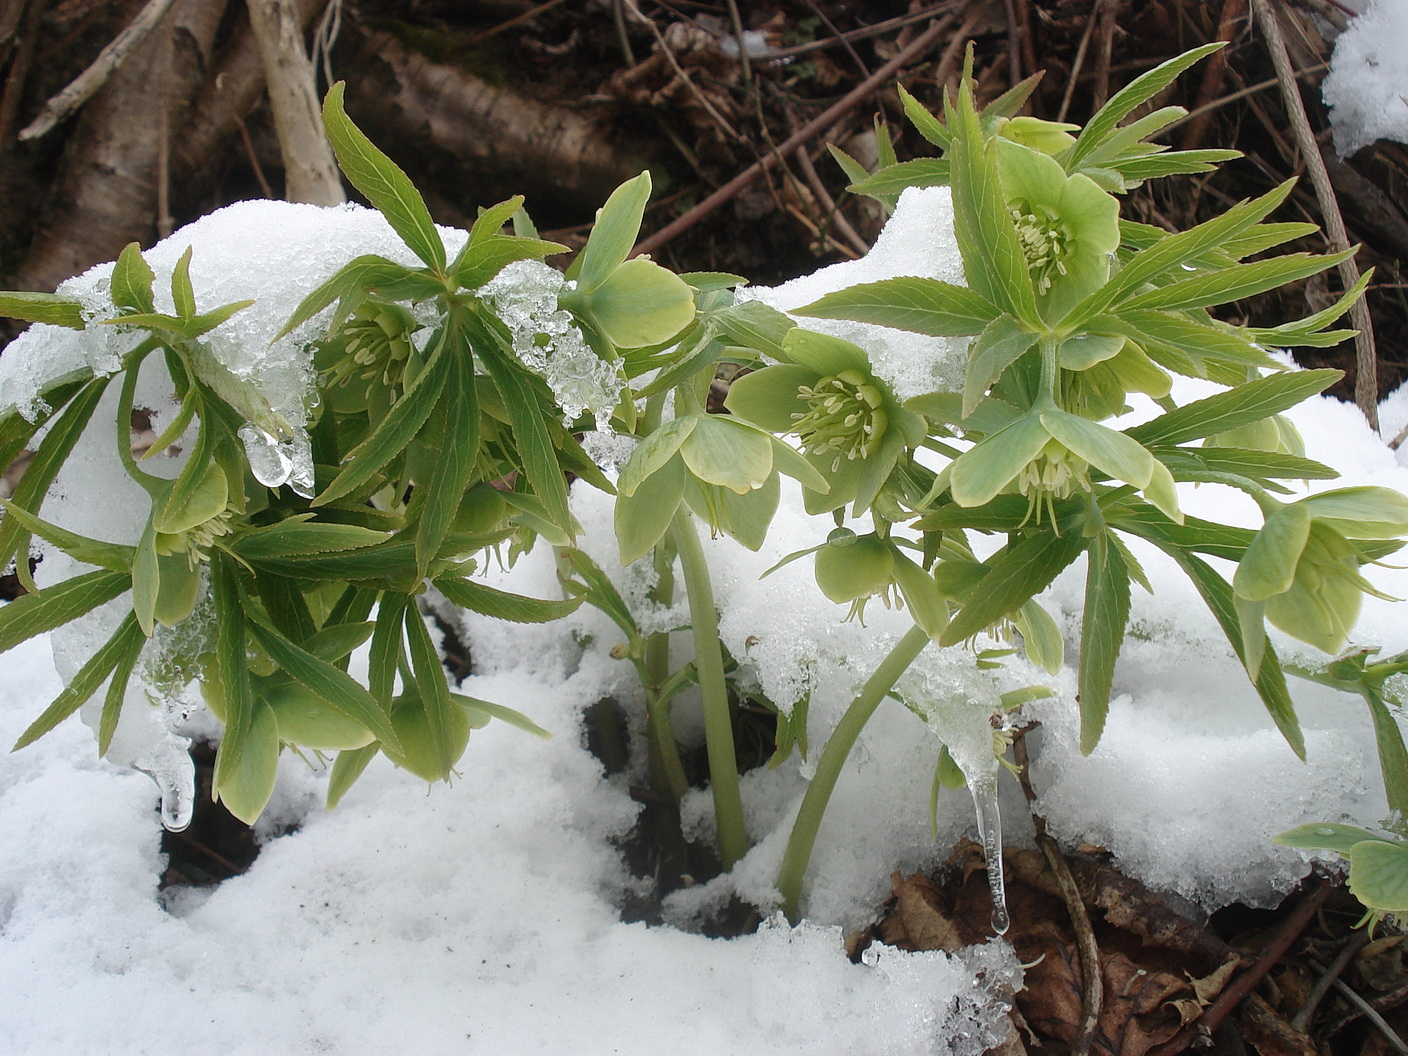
[[244, 0, 343, 205]]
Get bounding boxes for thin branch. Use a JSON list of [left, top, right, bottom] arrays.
[[19, 0, 179, 141], [1252, 0, 1379, 430], [1309, 958, 1408, 1055], [632, 16, 952, 258], [1291, 928, 1369, 1032]]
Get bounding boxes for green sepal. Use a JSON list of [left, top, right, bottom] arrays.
[[213, 697, 281, 825]]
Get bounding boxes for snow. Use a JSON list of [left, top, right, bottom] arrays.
[[1323, 0, 1408, 155], [3, 194, 1407, 1052]]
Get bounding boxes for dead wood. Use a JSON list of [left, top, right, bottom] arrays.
[[339, 27, 647, 226], [7, 0, 229, 294]]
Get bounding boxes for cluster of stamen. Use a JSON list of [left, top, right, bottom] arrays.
[[1016, 442, 1089, 527], [155, 508, 236, 569], [1011, 202, 1073, 295], [324, 308, 413, 391], [790, 369, 887, 471]]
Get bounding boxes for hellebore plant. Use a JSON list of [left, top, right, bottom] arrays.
[[0, 44, 1405, 933]]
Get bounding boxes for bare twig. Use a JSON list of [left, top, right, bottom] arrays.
[[1181, 0, 1248, 150], [623, 0, 743, 146], [803, 0, 868, 78], [467, 0, 572, 44], [0, 0, 41, 145], [1002, 0, 1023, 86], [1057, 4, 1099, 124], [1292, 928, 1370, 1032], [1165, 62, 1329, 134], [1147, 882, 1333, 1056], [1308, 957, 1408, 1055], [19, 0, 179, 141], [792, 133, 871, 257], [1252, 0, 1379, 429], [631, 16, 952, 259], [1014, 729, 1102, 1055]]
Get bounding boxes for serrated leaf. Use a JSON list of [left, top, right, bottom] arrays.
[[170, 246, 196, 320], [965, 315, 1039, 417], [940, 529, 1087, 646], [111, 243, 155, 314], [470, 316, 570, 532], [796, 276, 1000, 338], [1108, 149, 1241, 182], [434, 574, 582, 623], [276, 255, 425, 340], [848, 159, 950, 197], [181, 299, 255, 339], [1252, 270, 1372, 344], [1063, 179, 1296, 331], [1123, 249, 1357, 312], [323, 82, 445, 273], [416, 347, 478, 577], [12, 612, 143, 750], [0, 499, 134, 571], [231, 519, 391, 559], [315, 343, 450, 507], [247, 619, 400, 750], [1110, 310, 1274, 370], [1066, 43, 1224, 169], [403, 603, 456, 779], [211, 554, 256, 787], [454, 235, 568, 290], [1127, 369, 1341, 447], [557, 547, 639, 641], [0, 568, 130, 655], [470, 196, 525, 245], [1079, 532, 1130, 753], [0, 291, 86, 329]]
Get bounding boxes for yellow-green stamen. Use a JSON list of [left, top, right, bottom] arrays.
[[790, 369, 889, 470]]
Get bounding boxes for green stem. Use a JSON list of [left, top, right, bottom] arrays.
[[644, 540, 687, 801], [671, 505, 748, 868], [777, 623, 931, 922]]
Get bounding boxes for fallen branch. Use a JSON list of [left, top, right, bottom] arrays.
[[1252, 0, 1379, 430], [19, 0, 179, 141]]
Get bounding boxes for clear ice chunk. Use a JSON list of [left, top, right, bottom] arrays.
[[238, 423, 315, 498], [133, 733, 196, 833], [971, 780, 1010, 935]]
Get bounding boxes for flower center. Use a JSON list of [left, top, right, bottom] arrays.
[[155, 507, 236, 569], [791, 369, 888, 470], [1011, 202, 1073, 295], [1016, 441, 1089, 527], [325, 308, 413, 390]]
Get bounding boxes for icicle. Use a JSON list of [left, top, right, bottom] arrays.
[[237, 423, 315, 498], [132, 734, 196, 833], [970, 780, 1010, 935]]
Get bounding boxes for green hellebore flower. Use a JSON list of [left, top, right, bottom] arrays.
[[997, 116, 1079, 156], [613, 412, 829, 564], [995, 139, 1120, 321], [724, 329, 925, 516], [948, 407, 1181, 524], [811, 528, 948, 637], [1234, 487, 1408, 666]]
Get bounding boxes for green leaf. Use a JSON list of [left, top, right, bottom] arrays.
[[1108, 505, 1255, 562], [0, 376, 110, 575], [1122, 250, 1357, 312], [711, 300, 796, 360], [230, 519, 391, 559], [949, 80, 1039, 327], [1127, 369, 1341, 447], [434, 575, 583, 623], [0, 568, 130, 656], [471, 317, 570, 532], [0, 376, 89, 477], [276, 255, 425, 340], [1349, 839, 1408, 913], [131, 524, 160, 637], [0, 292, 85, 329], [1108, 149, 1242, 182], [558, 547, 639, 641], [848, 159, 950, 197], [314, 343, 450, 507], [185, 341, 289, 440], [964, 315, 1039, 417], [180, 299, 256, 340], [323, 82, 445, 273], [403, 603, 457, 780], [1066, 43, 1225, 169], [247, 619, 400, 750], [214, 697, 280, 825], [454, 235, 568, 290], [796, 276, 1000, 338], [12, 612, 143, 750], [1273, 822, 1389, 856], [615, 452, 686, 564], [1078, 532, 1130, 753], [940, 529, 1087, 646], [211, 554, 257, 788], [1063, 179, 1296, 330], [1362, 682, 1408, 819], [111, 243, 155, 314], [1251, 270, 1373, 345], [897, 83, 951, 148], [327, 743, 379, 808], [1166, 549, 1305, 758], [454, 692, 552, 739], [575, 171, 652, 293], [369, 592, 407, 708], [415, 348, 478, 577], [0, 499, 134, 571], [470, 196, 525, 245], [170, 246, 197, 320], [1222, 222, 1321, 260], [1160, 447, 1338, 484], [97, 617, 144, 756]]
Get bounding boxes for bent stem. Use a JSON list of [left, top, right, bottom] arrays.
[[671, 505, 749, 868], [644, 540, 688, 801], [778, 623, 931, 922]]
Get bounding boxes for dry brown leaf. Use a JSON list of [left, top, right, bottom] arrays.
[[886, 872, 964, 953], [1239, 992, 1318, 1056]]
